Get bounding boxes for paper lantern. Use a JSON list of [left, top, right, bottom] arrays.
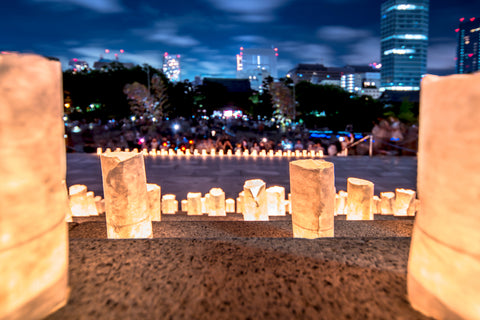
[[181, 200, 188, 212], [266, 186, 286, 216], [100, 152, 152, 239], [346, 178, 374, 220], [69, 184, 89, 217], [208, 188, 226, 216], [335, 190, 347, 215], [86, 191, 98, 216], [236, 191, 244, 214], [408, 74, 480, 319], [162, 194, 177, 214], [0, 54, 68, 319], [394, 188, 416, 216], [243, 179, 268, 221], [289, 159, 335, 238], [380, 192, 395, 215], [372, 195, 381, 215], [226, 198, 235, 213], [187, 192, 202, 215], [94, 196, 105, 215], [146, 183, 161, 221]]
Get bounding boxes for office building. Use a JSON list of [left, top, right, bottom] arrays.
[[380, 0, 429, 91], [236, 47, 278, 91], [341, 65, 382, 99], [456, 17, 480, 74], [286, 64, 346, 86], [163, 53, 181, 82]]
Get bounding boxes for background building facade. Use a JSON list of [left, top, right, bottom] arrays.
[[236, 47, 278, 91], [163, 53, 181, 82], [380, 0, 429, 91], [456, 17, 480, 74]]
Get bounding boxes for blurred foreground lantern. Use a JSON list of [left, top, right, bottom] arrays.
[[407, 74, 480, 319], [100, 152, 152, 239], [0, 54, 68, 319], [289, 159, 335, 238], [243, 179, 268, 221], [346, 178, 374, 220]]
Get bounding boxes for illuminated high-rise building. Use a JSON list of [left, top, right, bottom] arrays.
[[456, 17, 480, 74], [163, 53, 181, 82], [236, 47, 278, 91], [380, 0, 429, 91]]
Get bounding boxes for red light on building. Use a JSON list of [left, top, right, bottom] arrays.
[[177, 54, 181, 58], [274, 48, 278, 51], [455, 28, 460, 32], [275, 53, 279, 56], [73, 58, 78, 62], [460, 17, 465, 22], [454, 57, 458, 60], [240, 47, 244, 50], [105, 49, 110, 53], [471, 17, 476, 22], [468, 53, 474, 57], [120, 49, 124, 53], [164, 52, 168, 57]]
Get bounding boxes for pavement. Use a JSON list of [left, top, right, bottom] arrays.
[[48, 154, 429, 320]]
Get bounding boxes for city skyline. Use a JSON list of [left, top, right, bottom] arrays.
[[1, 0, 478, 80]]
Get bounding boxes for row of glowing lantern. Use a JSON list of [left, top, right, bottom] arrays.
[[67, 182, 417, 220], [96, 147, 325, 158]]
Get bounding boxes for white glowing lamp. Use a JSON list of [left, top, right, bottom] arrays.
[[226, 198, 235, 213], [267, 186, 286, 216], [69, 184, 89, 217], [162, 194, 177, 214]]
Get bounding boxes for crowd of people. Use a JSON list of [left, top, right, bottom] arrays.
[[66, 115, 417, 156]]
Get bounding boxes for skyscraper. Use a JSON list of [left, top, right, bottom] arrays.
[[456, 17, 480, 74], [163, 53, 181, 82], [236, 47, 278, 91], [380, 0, 429, 91]]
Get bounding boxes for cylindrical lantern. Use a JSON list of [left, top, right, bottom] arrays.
[[146, 183, 161, 221], [0, 54, 68, 319], [394, 188, 416, 216], [346, 178, 374, 221], [100, 152, 152, 239], [226, 198, 235, 213], [266, 186, 286, 216], [69, 184, 89, 217], [289, 159, 335, 238], [408, 74, 480, 319], [162, 194, 177, 214], [208, 188, 226, 216], [94, 196, 105, 215], [335, 190, 347, 215], [243, 179, 268, 221], [380, 191, 395, 215], [187, 192, 202, 215], [86, 191, 98, 216], [181, 200, 188, 212]]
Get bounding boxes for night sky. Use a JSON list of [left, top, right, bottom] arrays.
[[1, 0, 478, 80]]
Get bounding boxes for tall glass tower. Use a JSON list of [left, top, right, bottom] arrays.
[[380, 0, 429, 91], [236, 47, 278, 91], [456, 17, 480, 74]]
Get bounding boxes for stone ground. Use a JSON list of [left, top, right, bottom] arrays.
[[47, 154, 431, 320]]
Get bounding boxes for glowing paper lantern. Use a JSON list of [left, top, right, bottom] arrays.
[[236, 191, 244, 214], [94, 196, 105, 214], [218, 150, 224, 156], [69, 184, 89, 217], [335, 190, 347, 215], [226, 198, 235, 213], [372, 195, 381, 214], [146, 183, 161, 221], [187, 192, 202, 215], [181, 200, 188, 212], [346, 178, 374, 220], [210, 148, 216, 156], [100, 152, 152, 239], [0, 54, 68, 319], [289, 159, 335, 238], [394, 188, 416, 216], [105, 148, 112, 153], [408, 74, 480, 320], [227, 150, 232, 156], [201, 197, 207, 213], [162, 194, 177, 214], [380, 192, 395, 215], [97, 147, 103, 154], [86, 191, 98, 216], [266, 186, 286, 216], [115, 148, 121, 153], [208, 188, 226, 216], [243, 179, 268, 221]]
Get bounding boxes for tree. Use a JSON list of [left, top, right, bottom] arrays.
[[123, 74, 168, 122], [269, 81, 295, 125]]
